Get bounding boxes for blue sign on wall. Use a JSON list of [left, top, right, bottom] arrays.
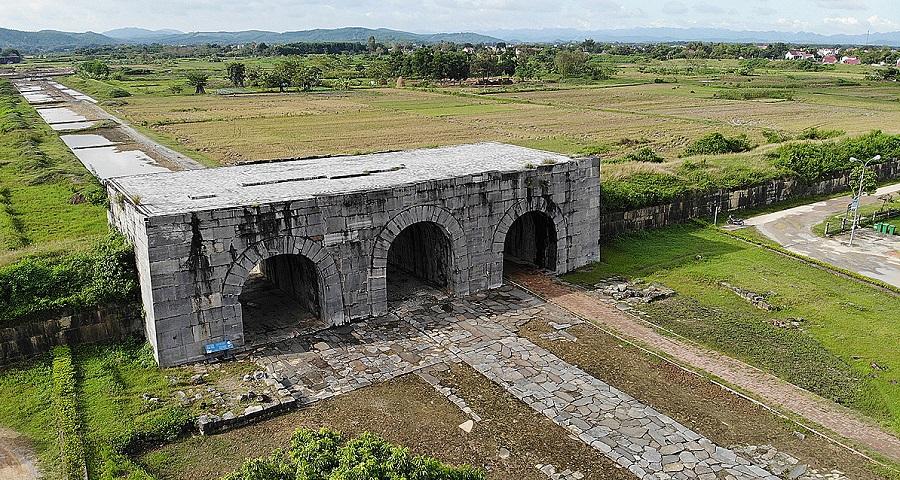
[[204, 340, 234, 354]]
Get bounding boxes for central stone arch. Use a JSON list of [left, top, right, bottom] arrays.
[[221, 235, 346, 342], [489, 197, 569, 286], [368, 205, 470, 316]]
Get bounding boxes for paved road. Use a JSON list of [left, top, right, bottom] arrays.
[[745, 183, 900, 288], [510, 270, 900, 464]]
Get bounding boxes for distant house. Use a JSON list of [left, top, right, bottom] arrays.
[[841, 56, 861, 65], [822, 55, 838, 65], [817, 48, 839, 57], [896, 58, 900, 68], [785, 50, 815, 60]]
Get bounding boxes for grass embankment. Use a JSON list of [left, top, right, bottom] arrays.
[[567, 223, 900, 435], [0, 341, 193, 479], [0, 79, 108, 266]]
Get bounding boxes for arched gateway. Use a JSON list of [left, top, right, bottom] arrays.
[[107, 143, 601, 366]]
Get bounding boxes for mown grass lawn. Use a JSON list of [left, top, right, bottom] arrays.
[[567, 223, 900, 435]]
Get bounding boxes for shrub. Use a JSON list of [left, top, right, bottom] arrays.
[[762, 129, 792, 144], [772, 130, 900, 181], [0, 232, 139, 325], [53, 346, 87, 480], [224, 428, 484, 480], [108, 88, 131, 98], [713, 89, 794, 101], [683, 133, 756, 156], [797, 127, 844, 140], [623, 147, 664, 163], [600, 172, 694, 212]]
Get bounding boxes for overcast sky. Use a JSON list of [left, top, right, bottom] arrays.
[[4, 0, 898, 34]]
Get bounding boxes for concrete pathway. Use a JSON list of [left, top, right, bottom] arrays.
[[11, 77, 204, 177], [509, 271, 900, 463], [745, 183, 900, 288], [251, 286, 780, 479]]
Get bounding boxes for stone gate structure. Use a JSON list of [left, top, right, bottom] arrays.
[[108, 143, 600, 366]]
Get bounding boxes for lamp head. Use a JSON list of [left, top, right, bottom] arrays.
[[873, 155, 882, 161]]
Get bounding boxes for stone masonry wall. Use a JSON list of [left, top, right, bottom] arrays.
[[0, 304, 143, 364], [111, 158, 600, 366], [600, 158, 900, 238]]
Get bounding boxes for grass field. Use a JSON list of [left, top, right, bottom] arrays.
[[566, 223, 900, 437], [0, 80, 109, 266]]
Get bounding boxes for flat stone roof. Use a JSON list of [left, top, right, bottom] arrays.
[[109, 143, 575, 216]]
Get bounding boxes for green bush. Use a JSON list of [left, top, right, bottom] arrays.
[[623, 146, 664, 163], [0, 232, 139, 325], [53, 346, 87, 480], [683, 133, 756, 157], [762, 129, 792, 144], [713, 89, 794, 101], [108, 88, 132, 98], [224, 428, 484, 480], [772, 130, 900, 181], [600, 172, 694, 212], [797, 127, 844, 140]]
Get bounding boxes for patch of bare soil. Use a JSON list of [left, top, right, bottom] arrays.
[[518, 315, 892, 480], [0, 427, 39, 480], [139, 364, 627, 480]]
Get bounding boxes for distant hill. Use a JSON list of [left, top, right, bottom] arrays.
[[103, 28, 183, 40], [0, 28, 116, 50], [483, 27, 900, 47], [1, 27, 502, 52], [136, 27, 502, 46]]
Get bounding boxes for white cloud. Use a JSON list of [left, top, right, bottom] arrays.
[[823, 16, 860, 25], [866, 15, 898, 29], [663, 1, 689, 14]]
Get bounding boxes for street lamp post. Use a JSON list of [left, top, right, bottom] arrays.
[[848, 155, 881, 246]]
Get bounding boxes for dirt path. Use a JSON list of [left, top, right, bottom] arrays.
[[0, 428, 39, 480], [509, 270, 900, 464]]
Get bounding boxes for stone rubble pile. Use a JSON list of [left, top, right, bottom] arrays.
[[730, 445, 848, 480], [719, 282, 779, 311], [164, 365, 295, 434], [594, 277, 676, 304], [535, 463, 586, 479]]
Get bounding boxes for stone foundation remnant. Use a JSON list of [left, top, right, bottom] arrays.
[[107, 143, 601, 366]]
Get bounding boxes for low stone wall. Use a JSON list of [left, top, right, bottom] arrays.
[[0, 304, 143, 364], [601, 159, 900, 238]]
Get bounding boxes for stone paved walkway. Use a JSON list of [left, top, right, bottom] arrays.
[[250, 286, 779, 479], [508, 270, 900, 463]]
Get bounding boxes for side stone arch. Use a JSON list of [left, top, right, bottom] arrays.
[[221, 235, 346, 337], [368, 205, 470, 316], [489, 197, 570, 286]]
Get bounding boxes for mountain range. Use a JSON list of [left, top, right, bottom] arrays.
[[4, 26, 900, 52], [0, 27, 502, 51], [486, 27, 900, 46]]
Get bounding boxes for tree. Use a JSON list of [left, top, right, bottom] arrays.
[[850, 164, 878, 196], [553, 50, 587, 78], [77, 60, 110, 79], [226, 62, 246, 87], [185, 72, 209, 94], [367, 35, 377, 53], [293, 66, 322, 91]]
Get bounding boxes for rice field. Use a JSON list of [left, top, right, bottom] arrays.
[[57, 58, 900, 202]]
